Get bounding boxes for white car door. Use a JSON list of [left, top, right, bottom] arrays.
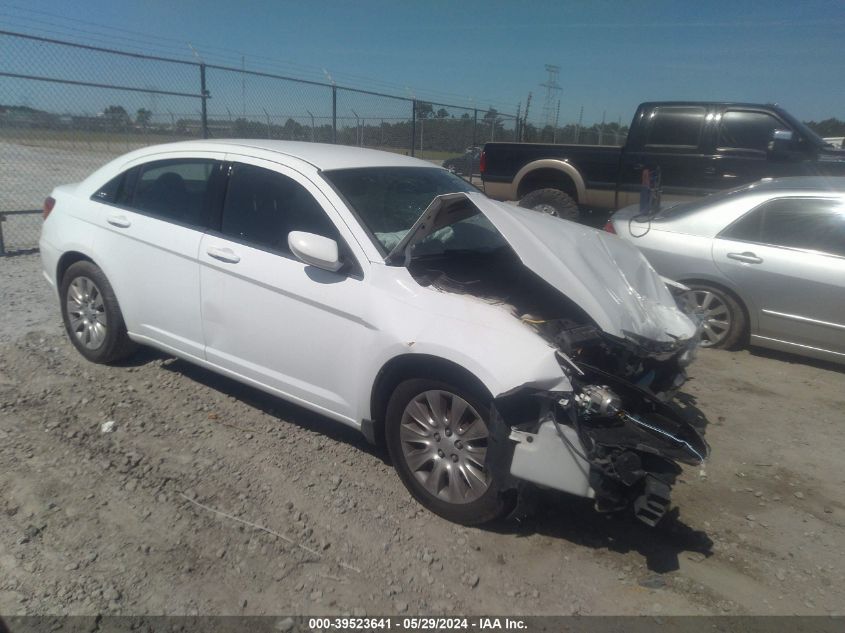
[[198, 157, 374, 424], [713, 196, 845, 358], [89, 153, 225, 359]]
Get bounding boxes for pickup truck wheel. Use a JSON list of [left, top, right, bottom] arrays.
[[385, 379, 512, 525], [518, 188, 579, 221]]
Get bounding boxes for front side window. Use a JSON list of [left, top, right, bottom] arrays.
[[645, 106, 706, 148], [129, 159, 218, 226], [718, 110, 785, 153], [721, 197, 845, 257], [221, 163, 342, 256]]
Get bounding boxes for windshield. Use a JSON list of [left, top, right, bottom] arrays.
[[322, 167, 477, 253]]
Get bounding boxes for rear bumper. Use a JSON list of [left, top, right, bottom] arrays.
[[38, 235, 60, 297]]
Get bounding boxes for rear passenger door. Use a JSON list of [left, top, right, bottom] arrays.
[[618, 105, 715, 207], [90, 153, 225, 359], [198, 158, 372, 423]]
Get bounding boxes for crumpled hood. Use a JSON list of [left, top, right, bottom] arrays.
[[389, 192, 696, 345]]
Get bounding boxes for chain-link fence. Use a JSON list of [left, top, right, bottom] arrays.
[[0, 29, 525, 254], [0, 29, 625, 255]]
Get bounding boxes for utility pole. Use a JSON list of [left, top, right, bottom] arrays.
[[306, 110, 315, 142], [575, 105, 583, 144], [599, 110, 606, 145], [522, 92, 532, 142], [515, 102, 521, 142]]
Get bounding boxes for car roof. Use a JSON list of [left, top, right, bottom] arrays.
[[128, 139, 434, 171], [737, 176, 845, 195]]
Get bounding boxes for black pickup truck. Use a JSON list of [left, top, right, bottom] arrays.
[[480, 101, 845, 221]]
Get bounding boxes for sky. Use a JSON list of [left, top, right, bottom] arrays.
[[2, 0, 844, 126]]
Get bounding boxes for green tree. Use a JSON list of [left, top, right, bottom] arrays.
[[102, 105, 131, 131], [135, 108, 152, 129]]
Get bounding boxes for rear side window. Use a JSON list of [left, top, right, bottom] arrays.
[[92, 173, 126, 203], [645, 106, 706, 148], [718, 111, 785, 153], [129, 159, 218, 226], [221, 163, 342, 256], [721, 197, 845, 257]]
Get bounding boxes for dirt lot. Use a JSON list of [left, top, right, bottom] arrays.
[[1, 253, 843, 616]]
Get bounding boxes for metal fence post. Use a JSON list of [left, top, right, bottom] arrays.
[[0, 214, 6, 257], [332, 85, 337, 144], [200, 63, 209, 139], [410, 99, 417, 156], [472, 109, 478, 150]]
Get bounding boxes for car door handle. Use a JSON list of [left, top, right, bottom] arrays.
[[206, 246, 241, 264], [107, 214, 131, 228], [727, 251, 763, 264]]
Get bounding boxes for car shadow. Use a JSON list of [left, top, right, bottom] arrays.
[[748, 345, 845, 374], [131, 349, 712, 570], [494, 493, 714, 574], [152, 355, 386, 463]]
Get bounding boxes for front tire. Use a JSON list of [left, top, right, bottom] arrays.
[[385, 379, 512, 525], [60, 261, 137, 364], [518, 188, 579, 221]]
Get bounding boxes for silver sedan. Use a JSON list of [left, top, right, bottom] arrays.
[[607, 177, 845, 365]]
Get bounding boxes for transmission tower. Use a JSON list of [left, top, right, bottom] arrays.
[[540, 64, 562, 128]]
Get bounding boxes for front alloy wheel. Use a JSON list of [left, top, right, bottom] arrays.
[[399, 389, 490, 504], [386, 379, 512, 525]]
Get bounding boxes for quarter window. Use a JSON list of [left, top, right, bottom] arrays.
[[721, 198, 845, 257], [221, 163, 342, 256], [645, 106, 706, 148], [718, 111, 785, 153]]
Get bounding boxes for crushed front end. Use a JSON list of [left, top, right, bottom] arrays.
[[504, 357, 708, 527]]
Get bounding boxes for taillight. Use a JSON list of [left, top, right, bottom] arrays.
[[479, 150, 486, 174], [603, 220, 616, 234], [43, 196, 56, 219]]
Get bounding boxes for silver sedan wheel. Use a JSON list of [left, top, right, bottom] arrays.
[[66, 276, 108, 350], [685, 289, 731, 347], [399, 390, 490, 504]]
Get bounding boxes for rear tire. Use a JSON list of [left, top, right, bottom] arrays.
[[518, 188, 579, 221], [60, 261, 137, 364], [385, 378, 512, 525], [682, 283, 747, 350]]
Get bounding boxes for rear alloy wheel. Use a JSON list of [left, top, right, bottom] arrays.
[[60, 261, 137, 363], [518, 188, 579, 222], [681, 284, 746, 350], [386, 379, 511, 525]]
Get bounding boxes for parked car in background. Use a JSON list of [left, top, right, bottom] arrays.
[[606, 177, 845, 364], [40, 140, 706, 527], [481, 102, 845, 221], [442, 147, 481, 176]]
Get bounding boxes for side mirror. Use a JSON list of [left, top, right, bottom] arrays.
[[768, 129, 794, 153], [288, 231, 343, 272]]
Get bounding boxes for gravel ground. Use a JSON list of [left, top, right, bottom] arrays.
[[1, 253, 844, 616]]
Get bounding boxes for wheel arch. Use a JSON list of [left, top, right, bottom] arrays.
[[677, 276, 755, 340], [57, 251, 97, 286], [369, 353, 493, 444], [514, 160, 586, 202]]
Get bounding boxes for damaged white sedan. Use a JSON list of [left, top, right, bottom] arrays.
[[40, 140, 707, 527]]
